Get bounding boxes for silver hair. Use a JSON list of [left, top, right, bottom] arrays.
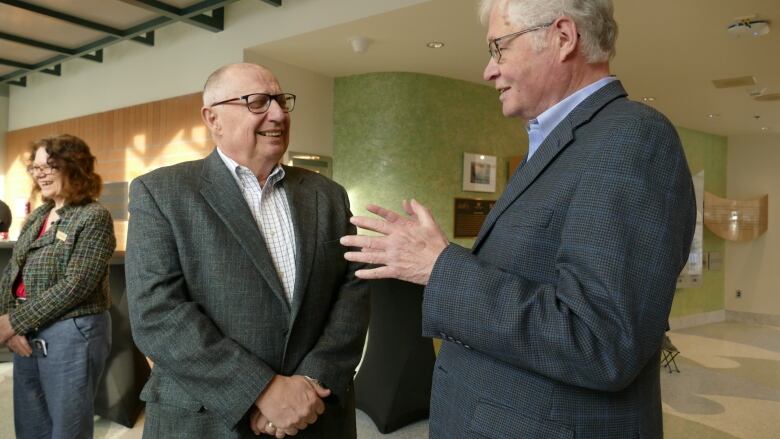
[[478, 0, 617, 63]]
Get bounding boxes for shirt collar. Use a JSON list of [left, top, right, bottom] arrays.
[[216, 147, 285, 189], [526, 76, 617, 160]]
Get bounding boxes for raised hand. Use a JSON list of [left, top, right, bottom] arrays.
[[340, 199, 449, 285]]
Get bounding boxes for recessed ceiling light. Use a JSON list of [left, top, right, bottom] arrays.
[[707, 114, 720, 118], [761, 126, 769, 131], [642, 96, 655, 102], [426, 41, 445, 49]]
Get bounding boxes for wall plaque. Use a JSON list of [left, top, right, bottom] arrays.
[[454, 198, 496, 238]]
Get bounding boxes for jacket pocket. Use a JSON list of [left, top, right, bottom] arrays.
[[140, 372, 205, 412], [510, 207, 554, 229], [469, 399, 573, 439]]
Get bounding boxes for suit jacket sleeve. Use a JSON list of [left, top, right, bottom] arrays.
[[126, 178, 275, 428], [422, 112, 696, 392], [294, 186, 369, 402]]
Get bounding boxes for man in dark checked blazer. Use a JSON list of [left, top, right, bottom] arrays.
[[341, 0, 696, 437], [126, 63, 369, 438]]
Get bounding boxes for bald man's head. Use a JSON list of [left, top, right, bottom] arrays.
[[202, 63, 276, 106]]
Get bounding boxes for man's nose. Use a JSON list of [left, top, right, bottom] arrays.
[[483, 57, 499, 82]]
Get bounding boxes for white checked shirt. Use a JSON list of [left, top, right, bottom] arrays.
[[217, 148, 297, 304]]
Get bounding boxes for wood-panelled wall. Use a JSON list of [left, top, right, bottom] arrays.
[[3, 92, 210, 249]]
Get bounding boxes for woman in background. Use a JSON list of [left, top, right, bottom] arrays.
[[0, 134, 116, 439]]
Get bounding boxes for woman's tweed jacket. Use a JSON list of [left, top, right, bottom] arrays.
[[0, 200, 116, 334]]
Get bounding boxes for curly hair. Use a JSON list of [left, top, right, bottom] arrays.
[[29, 134, 102, 206]]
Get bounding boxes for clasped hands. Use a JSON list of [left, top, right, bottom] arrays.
[[0, 314, 32, 357], [251, 375, 330, 437], [339, 199, 449, 285]]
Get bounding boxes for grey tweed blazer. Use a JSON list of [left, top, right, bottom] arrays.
[[126, 150, 369, 438], [422, 81, 696, 439]]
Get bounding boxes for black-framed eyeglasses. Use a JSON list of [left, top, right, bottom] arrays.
[[488, 21, 554, 63], [210, 93, 296, 114], [27, 164, 58, 176]]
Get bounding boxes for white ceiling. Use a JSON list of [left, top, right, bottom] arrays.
[[246, 0, 780, 137]]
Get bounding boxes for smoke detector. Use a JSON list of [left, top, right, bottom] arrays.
[[727, 16, 770, 37], [349, 36, 371, 53]]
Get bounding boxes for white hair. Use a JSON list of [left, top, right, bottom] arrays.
[[478, 0, 618, 63]]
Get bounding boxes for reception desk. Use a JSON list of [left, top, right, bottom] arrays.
[[0, 242, 149, 428]]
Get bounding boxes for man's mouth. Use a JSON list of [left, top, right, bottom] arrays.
[[257, 130, 283, 137], [498, 87, 509, 96]]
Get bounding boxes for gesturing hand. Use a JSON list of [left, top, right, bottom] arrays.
[[340, 199, 449, 285], [254, 375, 331, 436]]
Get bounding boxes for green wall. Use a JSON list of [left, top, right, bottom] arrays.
[[333, 72, 526, 247], [671, 127, 728, 317], [333, 72, 727, 318]]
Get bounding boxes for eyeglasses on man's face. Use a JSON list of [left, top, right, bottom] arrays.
[[488, 21, 554, 63], [210, 93, 296, 114], [27, 164, 58, 176]]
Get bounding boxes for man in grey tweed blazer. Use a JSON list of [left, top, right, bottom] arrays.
[[341, 0, 695, 438], [126, 63, 368, 438]]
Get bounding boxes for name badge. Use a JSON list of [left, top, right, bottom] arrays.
[[56, 230, 68, 242]]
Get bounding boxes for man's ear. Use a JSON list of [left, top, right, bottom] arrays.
[[201, 106, 221, 133], [553, 16, 579, 62]]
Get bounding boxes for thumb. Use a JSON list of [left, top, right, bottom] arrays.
[[314, 385, 331, 398]]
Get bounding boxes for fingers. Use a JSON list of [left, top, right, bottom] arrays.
[[409, 199, 435, 226], [250, 410, 264, 436], [340, 234, 386, 251], [365, 204, 404, 223], [7, 336, 32, 357], [343, 249, 388, 266], [402, 199, 416, 218], [349, 215, 394, 235], [353, 265, 397, 280]]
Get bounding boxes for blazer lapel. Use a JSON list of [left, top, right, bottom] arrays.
[[282, 166, 318, 321], [198, 150, 289, 309], [473, 80, 628, 251]]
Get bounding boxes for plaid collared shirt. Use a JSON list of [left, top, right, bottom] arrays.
[[0, 201, 116, 335], [217, 149, 297, 303]]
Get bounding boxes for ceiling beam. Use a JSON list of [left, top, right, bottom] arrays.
[[0, 30, 76, 55], [7, 76, 26, 87], [118, 0, 234, 32], [0, 0, 155, 45], [41, 64, 61, 76], [0, 0, 259, 85]]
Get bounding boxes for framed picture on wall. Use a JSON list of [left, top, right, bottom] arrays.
[[462, 153, 497, 192]]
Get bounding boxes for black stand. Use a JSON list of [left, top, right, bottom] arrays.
[[94, 259, 151, 427], [354, 279, 435, 433]]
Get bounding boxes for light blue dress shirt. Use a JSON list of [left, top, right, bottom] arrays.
[[526, 76, 617, 160]]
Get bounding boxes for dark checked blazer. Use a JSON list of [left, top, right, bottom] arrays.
[[126, 149, 369, 438], [0, 201, 116, 335], [422, 81, 696, 439]]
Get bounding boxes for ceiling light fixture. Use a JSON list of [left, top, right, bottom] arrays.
[[642, 96, 655, 103], [426, 41, 445, 49], [761, 126, 769, 131], [727, 16, 771, 37], [707, 114, 720, 118]]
